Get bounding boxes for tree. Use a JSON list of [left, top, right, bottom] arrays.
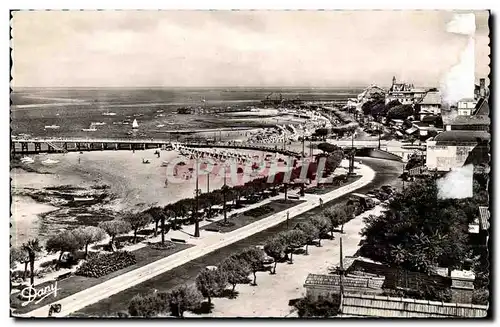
[[219, 257, 251, 294], [147, 207, 165, 238], [167, 284, 203, 318], [314, 128, 329, 141], [324, 206, 348, 237], [73, 226, 106, 258], [123, 212, 152, 243], [264, 237, 286, 274], [195, 267, 228, 305], [98, 220, 132, 250], [10, 247, 27, 288], [236, 248, 265, 286], [294, 222, 319, 255], [311, 216, 332, 246], [280, 229, 306, 263], [21, 239, 43, 285], [317, 143, 341, 154], [360, 177, 474, 274], [128, 292, 169, 317], [10, 247, 25, 270], [45, 230, 82, 268], [387, 104, 414, 120]]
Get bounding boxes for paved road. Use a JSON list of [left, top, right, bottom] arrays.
[[73, 157, 403, 317], [23, 162, 376, 318]]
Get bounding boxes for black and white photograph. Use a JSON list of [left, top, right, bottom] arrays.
[[9, 9, 491, 318]]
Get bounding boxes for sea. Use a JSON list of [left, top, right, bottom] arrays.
[[11, 87, 362, 139]]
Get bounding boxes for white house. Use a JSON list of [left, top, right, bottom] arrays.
[[418, 91, 442, 119], [457, 98, 478, 116], [425, 131, 490, 171]]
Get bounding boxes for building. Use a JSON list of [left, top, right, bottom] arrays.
[[474, 78, 488, 100], [417, 91, 442, 119], [411, 121, 443, 140], [425, 131, 490, 171], [385, 76, 426, 105], [303, 273, 385, 300], [457, 98, 478, 116], [339, 294, 487, 318], [443, 115, 490, 132]]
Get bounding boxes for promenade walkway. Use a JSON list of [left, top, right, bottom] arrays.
[[22, 164, 375, 318]]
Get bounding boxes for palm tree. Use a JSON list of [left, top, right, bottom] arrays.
[[22, 239, 42, 286]]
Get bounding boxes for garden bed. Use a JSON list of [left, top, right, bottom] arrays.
[[305, 175, 362, 195], [10, 242, 193, 314], [201, 199, 305, 234], [76, 251, 137, 278]]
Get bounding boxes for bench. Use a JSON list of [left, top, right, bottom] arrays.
[[171, 238, 187, 244], [288, 194, 300, 200], [205, 228, 221, 233], [56, 272, 72, 281]]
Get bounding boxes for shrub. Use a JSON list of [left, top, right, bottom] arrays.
[[294, 294, 340, 317], [167, 285, 203, 317], [128, 292, 170, 317], [219, 257, 251, 293], [196, 267, 228, 305], [149, 241, 176, 250], [245, 205, 274, 218], [75, 251, 136, 278]]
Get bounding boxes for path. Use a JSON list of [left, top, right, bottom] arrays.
[[21, 164, 375, 317]]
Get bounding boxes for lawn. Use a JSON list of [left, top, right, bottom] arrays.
[[10, 242, 193, 315], [201, 199, 306, 233]]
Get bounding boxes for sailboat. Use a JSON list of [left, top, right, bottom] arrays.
[[132, 119, 139, 129]]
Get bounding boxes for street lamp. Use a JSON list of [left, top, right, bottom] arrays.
[[194, 154, 201, 238]]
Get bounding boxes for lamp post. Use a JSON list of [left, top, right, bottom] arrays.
[[194, 155, 200, 238], [223, 164, 228, 225]]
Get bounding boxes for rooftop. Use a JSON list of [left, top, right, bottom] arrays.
[[419, 91, 442, 105], [304, 273, 385, 290], [474, 98, 490, 116], [443, 115, 490, 126], [433, 131, 490, 144], [341, 293, 488, 318]]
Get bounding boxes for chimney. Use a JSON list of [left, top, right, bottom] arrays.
[[480, 78, 486, 97]]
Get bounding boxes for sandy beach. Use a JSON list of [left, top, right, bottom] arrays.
[[11, 146, 291, 244]]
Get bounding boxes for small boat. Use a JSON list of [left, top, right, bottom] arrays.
[[123, 122, 130, 125], [132, 119, 139, 129], [93, 122, 106, 126], [156, 110, 164, 113], [82, 123, 97, 132], [21, 156, 34, 164], [102, 112, 116, 116], [44, 125, 60, 129], [155, 114, 165, 117], [112, 122, 122, 125], [41, 159, 59, 165], [126, 131, 133, 136], [156, 124, 165, 128], [73, 196, 94, 202]]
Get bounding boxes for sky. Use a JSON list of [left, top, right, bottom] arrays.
[[11, 10, 490, 88]]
